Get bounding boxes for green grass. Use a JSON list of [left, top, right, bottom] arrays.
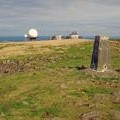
[[0, 41, 119, 119], [68, 90, 83, 97], [95, 76, 119, 82], [83, 86, 113, 96]]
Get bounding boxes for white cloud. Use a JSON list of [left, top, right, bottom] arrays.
[[0, 0, 120, 36]]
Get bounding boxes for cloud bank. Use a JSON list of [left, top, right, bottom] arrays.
[[0, 0, 120, 36]]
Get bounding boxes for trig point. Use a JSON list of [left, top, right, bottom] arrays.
[[90, 35, 110, 72]]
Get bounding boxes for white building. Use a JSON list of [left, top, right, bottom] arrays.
[[69, 31, 80, 39], [52, 35, 62, 40]]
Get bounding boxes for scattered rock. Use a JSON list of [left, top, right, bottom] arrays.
[[80, 111, 101, 120], [4, 70, 9, 74], [115, 69, 120, 73], [0, 59, 31, 74], [42, 111, 52, 118], [76, 65, 87, 70], [7, 60, 10, 63]]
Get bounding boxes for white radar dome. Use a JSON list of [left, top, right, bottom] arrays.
[[28, 29, 38, 38]]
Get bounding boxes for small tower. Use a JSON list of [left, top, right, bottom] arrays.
[[90, 35, 110, 72]]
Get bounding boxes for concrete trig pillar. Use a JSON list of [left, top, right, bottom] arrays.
[[90, 35, 110, 72]]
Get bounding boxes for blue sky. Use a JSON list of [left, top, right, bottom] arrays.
[[0, 0, 120, 36]]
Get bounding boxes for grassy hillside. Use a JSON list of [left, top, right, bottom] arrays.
[[0, 40, 119, 120]]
